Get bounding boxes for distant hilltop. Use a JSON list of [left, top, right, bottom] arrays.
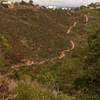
[[87, 2, 100, 9]]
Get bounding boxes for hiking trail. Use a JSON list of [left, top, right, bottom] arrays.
[[11, 22, 76, 70], [11, 14, 89, 70], [67, 22, 77, 34]]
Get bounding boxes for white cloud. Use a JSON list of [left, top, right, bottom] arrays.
[[33, 0, 100, 7]]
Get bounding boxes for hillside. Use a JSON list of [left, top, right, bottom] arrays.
[[0, 6, 100, 100], [0, 8, 87, 64]]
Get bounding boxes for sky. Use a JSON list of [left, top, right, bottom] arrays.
[[32, 0, 100, 7]]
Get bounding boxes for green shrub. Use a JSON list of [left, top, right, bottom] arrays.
[[0, 34, 11, 50], [13, 78, 75, 100], [0, 60, 9, 73], [37, 71, 57, 88]]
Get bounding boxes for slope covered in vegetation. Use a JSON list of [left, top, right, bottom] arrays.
[[0, 5, 100, 100]]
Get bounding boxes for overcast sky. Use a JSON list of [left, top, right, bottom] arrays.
[[32, 0, 100, 7]]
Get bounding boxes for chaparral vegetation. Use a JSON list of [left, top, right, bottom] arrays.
[[0, 1, 100, 100]]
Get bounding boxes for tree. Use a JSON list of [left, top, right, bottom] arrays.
[[86, 21, 100, 63], [29, 0, 33, 5], [20, 0, 27, 5]]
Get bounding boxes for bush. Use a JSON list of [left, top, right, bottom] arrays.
[[13, 77, 75, 100], [37, 71, 57, 88]]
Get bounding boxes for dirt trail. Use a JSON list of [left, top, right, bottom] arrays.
[[58, 41, 75, 59], [67, 22, 77, 34], [11, 14, 89, 72], [11, 25, 76, 70], [0, 10, 90, 77], [10, 15, 80, 70], [11, 40, 75, 69], [0, 10, 76, 70]]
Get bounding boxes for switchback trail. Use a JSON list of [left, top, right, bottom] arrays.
[[11, 40, 75, 69], [13, 14, 89, 68], [12, 32, 76, 69], [0, 10, 76, 70], [11, 22, 76, 70]]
